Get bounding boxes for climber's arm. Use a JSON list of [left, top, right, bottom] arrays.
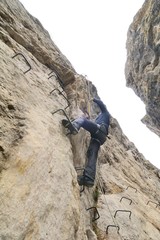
[[93, 98, 107, 113]]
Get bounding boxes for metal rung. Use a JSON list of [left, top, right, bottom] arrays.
[[51, 108, 78, 136], [50, 88, 70, 110], [12, 52, 31, 74], [51, 108, 70, 119], [126, 186, 137, 193], [48, 74, 64, 90], [86, 207, 100, 222], [48, 68, 71, 90], [114, 210, 132, 219], [120, 197, 133, 205], [48, 70, 55, 76], [106, 225, 120, 234], [48, 68, 65, 89], [147, 200, 159, 208]]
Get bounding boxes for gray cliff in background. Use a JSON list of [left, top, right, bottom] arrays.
[[125, 0, 160, 137]]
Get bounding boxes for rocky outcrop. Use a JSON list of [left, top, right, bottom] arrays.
[[0, 0, 75, 86], [125, 0, 160, 137], [0, 0, 160, 239]]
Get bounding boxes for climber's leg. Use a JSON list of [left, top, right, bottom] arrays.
[[78, 138, 100, 187], [72, 118, 99, 134]]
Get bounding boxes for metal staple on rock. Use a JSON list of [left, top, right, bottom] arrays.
[[12, 52, 32, 74], [50, 88, 70, 110], [96, 163, 124, 240]]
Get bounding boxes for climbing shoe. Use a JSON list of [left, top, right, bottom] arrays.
[[77, 175, 94, 187], [62, 119, 79, 135]]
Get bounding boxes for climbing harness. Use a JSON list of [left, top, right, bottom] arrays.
[[92, 124, 107, 145]]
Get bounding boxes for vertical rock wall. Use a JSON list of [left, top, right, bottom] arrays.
[[1, 0, 160, 240]]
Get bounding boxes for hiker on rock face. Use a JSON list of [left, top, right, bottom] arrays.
[[65, 98, 110, 187]]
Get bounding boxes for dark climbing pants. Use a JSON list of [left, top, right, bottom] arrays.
[[85, 138, 101, 181], [73, 118, 108, 181], [73, 118, 99, 135]]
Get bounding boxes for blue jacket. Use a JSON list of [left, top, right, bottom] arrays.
[[93, 98, 110, 130]]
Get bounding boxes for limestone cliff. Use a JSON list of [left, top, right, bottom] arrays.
[[0, 0, 160, 240], [125, 0, 160, 137]]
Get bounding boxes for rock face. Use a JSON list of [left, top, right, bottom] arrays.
[[125, 0, 160, 137], [0, 0, 160, 240]]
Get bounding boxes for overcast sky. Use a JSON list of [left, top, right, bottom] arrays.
[[20, 0, 160, 169]]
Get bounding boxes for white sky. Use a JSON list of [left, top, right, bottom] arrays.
[[20, 0, 160, 169]]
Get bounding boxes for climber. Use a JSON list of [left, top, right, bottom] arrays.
[[62, 98, 110, 187]]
